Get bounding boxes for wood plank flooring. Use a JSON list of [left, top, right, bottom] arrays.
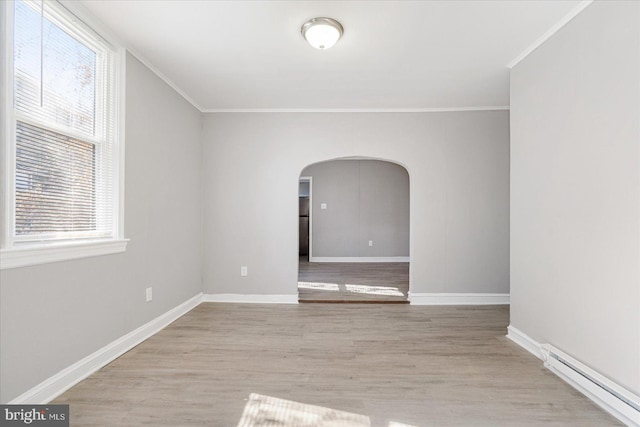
[[53, 304, 621, 426], [298, 258, 409, 303]]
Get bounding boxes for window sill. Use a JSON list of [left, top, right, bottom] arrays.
[[0, 239, 129, 270]]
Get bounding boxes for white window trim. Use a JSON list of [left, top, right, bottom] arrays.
[[1, 239, 129, 269], [0, 0, 128, 270]]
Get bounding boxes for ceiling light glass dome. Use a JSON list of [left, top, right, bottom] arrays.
[[301, 17, 343, 50]]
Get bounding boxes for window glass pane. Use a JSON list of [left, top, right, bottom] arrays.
[[42, 11, 97, 134], [14, 0, 97, 136], [11, 0, 116, 244], [14, 0, 42, 112], [15, 121, 96, 235]]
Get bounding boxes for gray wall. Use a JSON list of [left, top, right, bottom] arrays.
[[301, 160, 409, 258], [0, 54, 203, 402], [202, 111, 509, 295], [510, 1, 639, 394]]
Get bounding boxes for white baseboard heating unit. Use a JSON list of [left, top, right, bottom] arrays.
[[540, 345, 640, 426]]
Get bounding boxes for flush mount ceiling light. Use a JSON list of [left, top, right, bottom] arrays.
[[301, 17, 343, 50]]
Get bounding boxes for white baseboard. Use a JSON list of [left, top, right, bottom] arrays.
[[507, 326, 640, 426], [506, 325, 543, 360], [202, 294, 299, 304], [309, 256, 410, 263], [8, 292, 203, 405], [408, 292, 510, 305]]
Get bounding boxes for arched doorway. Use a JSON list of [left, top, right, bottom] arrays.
[[297, 158, 410, 303]]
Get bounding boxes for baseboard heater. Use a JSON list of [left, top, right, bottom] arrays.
[[540, 344, 640, 426]]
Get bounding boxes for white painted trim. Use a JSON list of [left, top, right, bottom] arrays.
[[115, 46, 127, 242], [59, 1, 512, 115], [506, 327, 640, 426], [8, 293, 203, 404], [57, 0, 125, 48], [53, 1, 127, 250], [506, 1, 594, 68], [60, 0, 512, 114], [203, 294, 299, 304], [57, 0, 202, 112], [506, 325, 543, 360], [125, 48, 204, 112], [1, 1, 127, 260], [408, 293, 510, 305], [0, 239, 129, 270], [310, 256, 410, 263], [0, 0, 15, 250], [541, 345, 640, 426], [201, 106, 510, 114]]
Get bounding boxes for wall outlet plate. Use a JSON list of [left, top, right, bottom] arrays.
[[145, 287, 152, 302], [240, 266, 248, 276]]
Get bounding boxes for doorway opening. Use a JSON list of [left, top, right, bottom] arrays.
[[297, 158, 410, 303], [298, 176, 312, 262]]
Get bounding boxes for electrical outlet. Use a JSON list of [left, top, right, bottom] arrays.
[[145, 287, 153, 302], [240, 266, 248, 277], [320, 203, 327, 210], [368, 240, 373, 247]]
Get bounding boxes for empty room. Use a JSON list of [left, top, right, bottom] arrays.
[[0, 1, 638, 426]]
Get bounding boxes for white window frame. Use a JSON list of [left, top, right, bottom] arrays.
[[0, 0, 127, 270]]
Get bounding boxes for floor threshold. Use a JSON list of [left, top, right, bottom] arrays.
[[299, 299, 410, 304]]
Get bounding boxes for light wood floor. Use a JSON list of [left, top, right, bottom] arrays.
[[54, 304, 621, 426], [298, 258, 409, 303]]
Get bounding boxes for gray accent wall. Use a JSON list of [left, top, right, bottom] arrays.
[[0, 54, 203, 402], [202, 111, 509, 295], [510, 1, 640, 394], [301, 160, 409, 258]]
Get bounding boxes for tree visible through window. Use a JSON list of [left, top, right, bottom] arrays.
[[12, 0, 116, 242], [15, 121, 96, 235]]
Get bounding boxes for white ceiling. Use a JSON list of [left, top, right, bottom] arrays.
[[79, 0, 584, 111]]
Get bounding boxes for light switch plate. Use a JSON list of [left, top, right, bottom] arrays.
[[321, 203, 327, 210], [240, 266, 248, 276]]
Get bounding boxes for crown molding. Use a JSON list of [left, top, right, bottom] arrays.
[[507, 0, 594, 69], [57, 0, 125, 47], [58, 0, 204, 112], [126, 48, 205, 112], [62, 1, 510, 115], [120, 47, 509, 114], [66, 0, 583, 111], [200, 106, 510, 114], [117, 52, 511, 114]]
